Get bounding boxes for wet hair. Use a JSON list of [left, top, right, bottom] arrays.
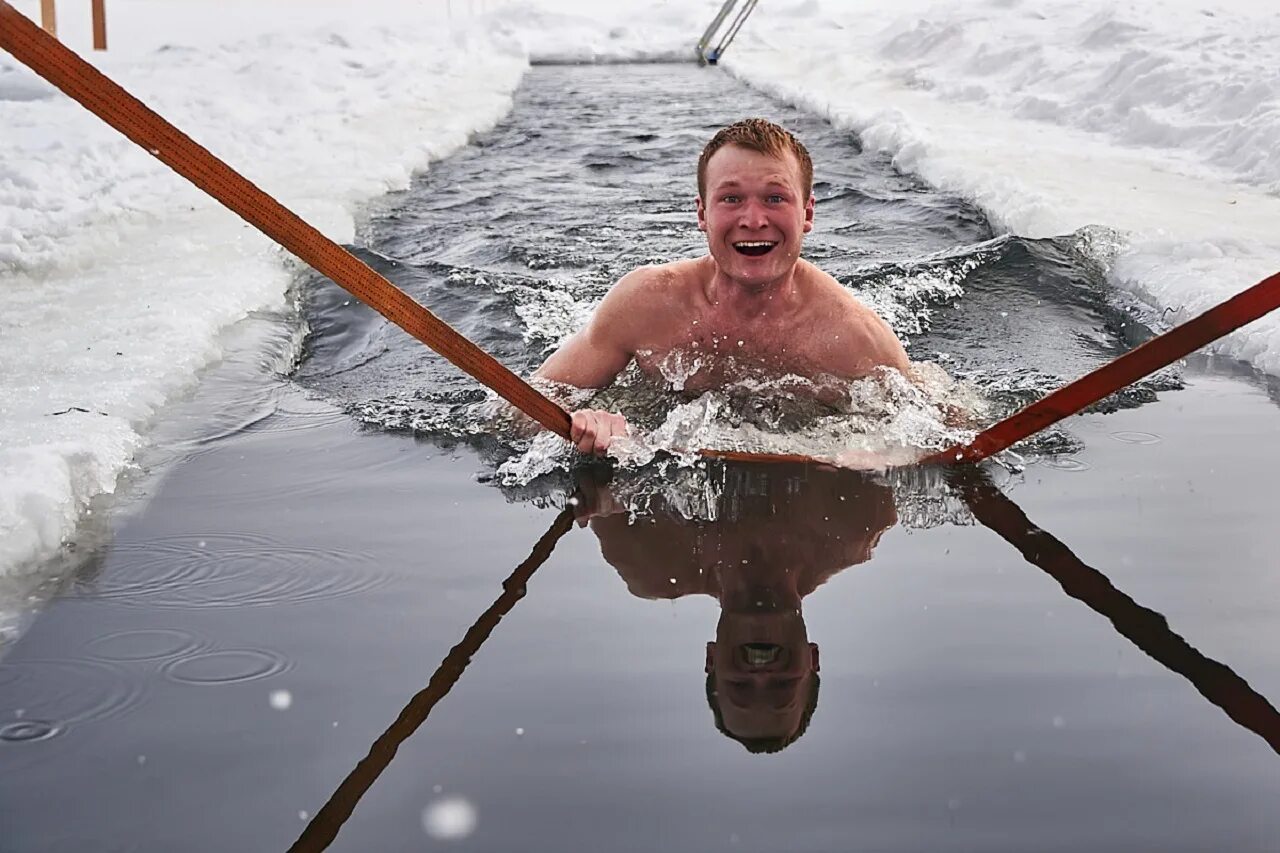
[[705, 672, 821, 754], [697, 118, 814, 200]]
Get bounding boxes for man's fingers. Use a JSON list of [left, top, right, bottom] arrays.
[[572, 411, 598, 454], [569, 409, 629, 456]]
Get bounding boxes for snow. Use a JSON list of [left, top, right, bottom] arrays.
[[2, 0, 1279, 580]]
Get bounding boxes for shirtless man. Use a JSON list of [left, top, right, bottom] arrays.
[[535, 118, 910, 455]]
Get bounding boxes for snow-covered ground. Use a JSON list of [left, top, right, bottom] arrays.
[[1, 0, 1278, 582]]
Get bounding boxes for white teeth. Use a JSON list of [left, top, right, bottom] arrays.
[[734, 241, 776, 247]]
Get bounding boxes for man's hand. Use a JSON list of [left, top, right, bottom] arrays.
[[571, 470, 626, 526], [570, 409, 629, 456]]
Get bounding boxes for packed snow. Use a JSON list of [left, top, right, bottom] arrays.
[[1, 0, 1278, 582]]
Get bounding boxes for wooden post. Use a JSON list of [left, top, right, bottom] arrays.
[[91, 0, 106, 50], [39, 0, 55, 36]]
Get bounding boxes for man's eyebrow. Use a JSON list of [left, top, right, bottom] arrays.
[[710, 179, 795, 191]]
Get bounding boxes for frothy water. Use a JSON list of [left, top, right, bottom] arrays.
[[294, 64, 1177, 507]]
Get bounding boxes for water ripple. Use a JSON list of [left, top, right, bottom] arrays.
[[72, 532, 390, 609], [161, 648, 291, 686], [85, 628, 207, 663], [0, 658, 145, 738]]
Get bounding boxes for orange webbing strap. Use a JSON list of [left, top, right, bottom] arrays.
[[0, 2, 572, 441], [921, 269, 1280, 465]]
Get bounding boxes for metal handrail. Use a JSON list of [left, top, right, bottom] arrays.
[[695, 0, 736, 61], [697, 0, 760, 65]]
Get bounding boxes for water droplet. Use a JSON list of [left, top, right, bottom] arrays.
[[422, 796, 477, 840], [269, 689, 293, 710], [515, 727, 524, 736], [299, 810, 309, 821]]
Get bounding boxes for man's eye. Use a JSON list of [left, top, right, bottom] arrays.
[[767, 195, 785, 203], [721, 195, 740, 204]]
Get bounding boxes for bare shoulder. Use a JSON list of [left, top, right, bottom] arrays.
[[605, 258, 703, 305], [590, 259, 704, 339], [799, 261, 909, 376]]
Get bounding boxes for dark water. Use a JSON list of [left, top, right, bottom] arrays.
[[3, 65, 1280, 853]]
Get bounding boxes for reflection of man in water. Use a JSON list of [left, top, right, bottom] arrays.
[[582, 464, 897, 752], [536, 118, 911, 455]]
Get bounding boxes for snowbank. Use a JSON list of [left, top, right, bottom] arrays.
[[0, 1, 533, 580]]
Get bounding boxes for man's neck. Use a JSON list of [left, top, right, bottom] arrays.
[[715, 559, 805, 612], [703, 260, 803, 324]]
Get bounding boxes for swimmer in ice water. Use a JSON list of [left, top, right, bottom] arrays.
[[535, 117, 912, 456]]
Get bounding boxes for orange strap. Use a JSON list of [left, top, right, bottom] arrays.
[[922, 269, 1280, 464], [0, 2, 572, 440]]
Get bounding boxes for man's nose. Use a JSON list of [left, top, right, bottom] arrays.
[[737, 199, 769, 229]]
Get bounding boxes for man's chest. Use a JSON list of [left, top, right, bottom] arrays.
[[631, 314, 849, 391]]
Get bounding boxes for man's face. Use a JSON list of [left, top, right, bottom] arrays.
[[696, 144, 815, 290], [706, 608, 818, 741]]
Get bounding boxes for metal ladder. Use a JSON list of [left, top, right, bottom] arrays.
[[696, 0, 760, 65]]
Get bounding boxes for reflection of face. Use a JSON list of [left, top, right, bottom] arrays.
[[696, 144, 815, 290], [706, 606, 819, 741], [588, 462, 897, 751]]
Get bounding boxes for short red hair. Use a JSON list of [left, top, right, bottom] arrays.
[[697, 118, 813, 199]]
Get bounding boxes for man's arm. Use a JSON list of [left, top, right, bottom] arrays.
[[534, 268, 656, 454]]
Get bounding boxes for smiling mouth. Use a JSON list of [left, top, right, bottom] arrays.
[[742, 643, 783, 666], [733, 240, 777, 257]]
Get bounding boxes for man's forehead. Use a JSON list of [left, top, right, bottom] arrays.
[[704, 146, 803, 188]]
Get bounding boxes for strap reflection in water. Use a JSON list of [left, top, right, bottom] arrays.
[[951, 468, 1280, 755], [289, 462, 1277, 851], [287, 507, 575, 853]]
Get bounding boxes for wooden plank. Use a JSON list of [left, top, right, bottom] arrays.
[[91, 0, 106, 50], [39, 0, 55, 36]]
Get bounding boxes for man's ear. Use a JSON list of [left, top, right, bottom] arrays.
[[803, 194, 815, 234], [809, 642, 820, 673], [705, 641, 716, 674], [696, 195, 707, 232]]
